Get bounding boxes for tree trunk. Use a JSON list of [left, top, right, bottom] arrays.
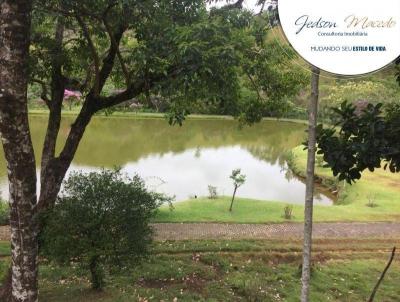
[[0, 2, 38, 302], [300, 67, 320, 302], [38, 97, 95, 212], [229, 186, 237, 212], [89, 256, 104, 291]]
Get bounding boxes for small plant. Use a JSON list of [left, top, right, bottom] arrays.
[[208, 185, 218, 199], [366, 193, 378, 208], [229, 169, 246, 212], [283, 205, 294, 220], [40, 169, 171, 290]]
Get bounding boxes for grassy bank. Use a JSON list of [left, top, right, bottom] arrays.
[[155, 146, 400, 223], [155, 194, 400, 223], [288, 146, 400, 220], [28, 109, 309, 124], [1, 239, 399, 301], [29, 109, 234, 120]]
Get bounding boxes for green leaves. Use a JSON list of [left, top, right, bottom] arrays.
[[315, 101, 400, 183], [29, 0, 306, 124], [40, 169, 171, 289], [230, 168, 246, 188]]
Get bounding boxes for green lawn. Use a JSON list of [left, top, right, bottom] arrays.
[[29, 109, 234, 120], [28, 109, 309, 124], [289, 146, 400, 221], [155, 146, 400, 223], [1, 239, 398, 301]]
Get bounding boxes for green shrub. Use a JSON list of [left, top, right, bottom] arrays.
[[0, 202, 10, 226], [40, 169, 171, 290]]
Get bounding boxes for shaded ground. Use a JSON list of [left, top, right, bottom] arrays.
[[2, 222, 400, 241]]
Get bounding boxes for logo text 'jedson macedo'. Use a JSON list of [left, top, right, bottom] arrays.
[[295, 15, 397, 34]]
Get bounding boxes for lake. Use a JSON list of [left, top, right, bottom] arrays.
[[0, 115, 334, 205]]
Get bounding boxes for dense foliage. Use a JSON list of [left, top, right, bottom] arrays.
[[40, 169, 171, 289], [315, 101, 400, 183], [28, 0, 306, 122]]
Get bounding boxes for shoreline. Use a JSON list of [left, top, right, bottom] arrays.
[[28, 109, 309, 124]]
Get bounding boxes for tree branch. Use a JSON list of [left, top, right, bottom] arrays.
[[254, 0, 267, 16], [245, 71, 262, 101], [81, 64, 94, 92], [75, 14, 100, 96], [95, 65, 180, 110], [41, 11, 66, 169], [94, 25, 126, 94], [102, 17, 130, 86], [38, 94, 97, 212], [31, 79, 50, 107], [96, 80, 147, 110], [229, 0, 245, 9]]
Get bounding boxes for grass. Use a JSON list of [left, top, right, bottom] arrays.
[[0, 241, 10, 256], [28, 109, 309, 125], [29, 109, 234, 120], [155, 146, 400, 223], [1, 239, 398, 301], [289, 146, 400, 221], [156, 197, 304, 223]]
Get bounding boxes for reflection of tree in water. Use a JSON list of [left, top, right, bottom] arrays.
[[0, 116, 306, 168], [246, 146, 296, 181], [247, 145, 335, 202], [283, 164, 295, 182], [194, 147, 201, 158], [246, 145, 284, 166]]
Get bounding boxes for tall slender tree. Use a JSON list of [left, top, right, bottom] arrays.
[[0, 1, 38, 301], [300, 66, 320, 302]]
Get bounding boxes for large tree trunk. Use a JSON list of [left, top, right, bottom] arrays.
[[0, 2, 38, 302], [300, 67, 320, 302]]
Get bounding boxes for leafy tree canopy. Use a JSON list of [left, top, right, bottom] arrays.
[[315, 101, 400, 183], [30, 0, 307, 124]]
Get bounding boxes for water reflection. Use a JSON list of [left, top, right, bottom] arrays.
[[0, 116, 334, 205], [121, 146, 332, 204]]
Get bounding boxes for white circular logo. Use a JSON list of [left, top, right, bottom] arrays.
[[278, 0, 400, 76]]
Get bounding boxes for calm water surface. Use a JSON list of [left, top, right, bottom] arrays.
[[0, 115, 334, 205]]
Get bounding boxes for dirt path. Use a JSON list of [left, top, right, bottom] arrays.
[[152, 222, 400, 240], [1, 222, 400, 241]]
